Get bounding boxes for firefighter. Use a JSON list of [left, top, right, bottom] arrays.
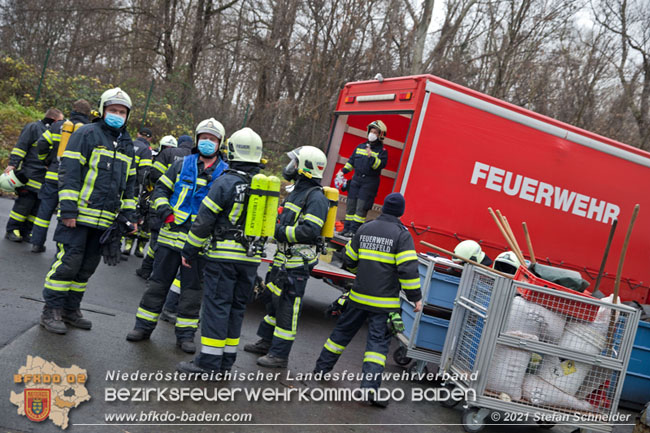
[[31, 100, 91, 253], [453, 239, 493, 266], [312, 192, 422, 406], [244, 146, 329, 369], [336, 120, 388, 237], [127, 118, 228, 353], [176, 127, 265, 374], [40, 87, 138, 335], [122, 127, 153, 258], [4, 108, 64, 242], [136, 134, 192, 280]]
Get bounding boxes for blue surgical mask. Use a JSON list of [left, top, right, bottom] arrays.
[[105, 113, 125, 129], [198, 139, 216, 156]]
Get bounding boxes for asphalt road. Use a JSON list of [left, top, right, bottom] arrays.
[[0, 196, 636, 433]]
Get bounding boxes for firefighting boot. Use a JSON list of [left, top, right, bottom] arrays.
[[244, 338, 271, 355], [121, 237, 134, 255], [177, 339, 196, 354], [366, 389, 389, 408], [62, 309, 92, 330], [159, 309, 177, 323], [256, 353, 288, 368], [5, 229, 23, 242], [134, 239, 146, 258], [31, 244, 46, 253], [177, 360, 216, 376], [40, 306, 67, 334], [126, 328, 151, 342]]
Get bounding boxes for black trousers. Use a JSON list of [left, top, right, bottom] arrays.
[[257, 265, 310, 358], [134, 245, 204, 341], [195, 260, 258, 371], [31, 181, 58, 247], [6, 188, 40, 236], [315, 305, 391, 390], [42, 223, 104, 310]]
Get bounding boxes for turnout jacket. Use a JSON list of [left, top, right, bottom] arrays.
[[58, 120, 137, 229], [344, 213, 422, 312], [341, 141, 388, 179], [133, 137, 153, 187], [153, 154, 227, 251], [9, 119, 49, 192], [151, 141, 193, 184], [37, 112, 90, 184], [182, 163, 262, 265], [272, 178, 329, 270]]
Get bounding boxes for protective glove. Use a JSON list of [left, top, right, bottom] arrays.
[[100, 215, 135, 266], [274, 225, 288, 243], [164, 214, 175, 224], [335, 171, 345, 189], [324, 292, 349, 318], [387, 312, 405, 335], [99, 225, 121, 266]]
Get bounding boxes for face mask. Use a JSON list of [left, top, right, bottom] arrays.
[[105, 113, 125, 129], [368, 132, 378, 142], [198, 139, 217, 156]]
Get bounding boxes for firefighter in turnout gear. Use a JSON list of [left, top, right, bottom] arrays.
[[337, 120, 388, 237], [245, 146, 329, 368], [40, 87, 138, 335], [136, 134, 192, 280], [31, 100, 92, 253], [313, 193, 422, 406], [127, 119, 228, 353], [176, 127, 265, 374], [121, 127, 153, 258], [4, 108, 64, 242]]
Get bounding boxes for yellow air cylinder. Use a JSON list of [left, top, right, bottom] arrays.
[[57, 120, 82, 158], [321, 186, 339, 238], [244, 174, 268, 237], [262, 175, 281, 237]]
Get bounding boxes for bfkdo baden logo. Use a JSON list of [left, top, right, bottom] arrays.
[[25, 388, 51, 422], [10, 356, 90, 430]]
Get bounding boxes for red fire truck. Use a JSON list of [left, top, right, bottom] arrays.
[[323, 74, 650, 304]]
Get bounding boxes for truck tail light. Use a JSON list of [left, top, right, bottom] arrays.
[[399, 92, 412, 101], [344, 96, 355, 103]]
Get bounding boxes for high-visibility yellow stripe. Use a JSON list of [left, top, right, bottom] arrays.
[[358, 248, 395, 264], [396, 250, 417, 265], [345, 242, 358, 260], [202, 196, 222, 214], [9, 210, 27, 222], [136, 307, 159, 322], [399, 278, 421, 290], [284, 202, 301, 214], [303, 214, 324, 227], [201, 336, 225, 347], [159, 174, 174, 189], [273, 327, 295, 341], [11, 148, 27, 158], [349, 290, 400, 309], [33, 217, 50, 228], [324, 338, 345, 355], [363, 351, 386, 366]]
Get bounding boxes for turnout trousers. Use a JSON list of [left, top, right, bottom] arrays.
[[344, 176, 379, 234], [31, 181, 58, 247], [314, 305, 391, 390], [256, 266, 309, 358], [134, 245, 203, 341], [195, 260, 258, 371], [138, 228, 159, 277], [42, 223, 104, 311], [6, 188, 40, 236]]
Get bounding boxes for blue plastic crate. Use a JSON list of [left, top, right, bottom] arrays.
[[401, 299, 449, 352], [418, 263, 461, 310], [621, 321, 650, 407]]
